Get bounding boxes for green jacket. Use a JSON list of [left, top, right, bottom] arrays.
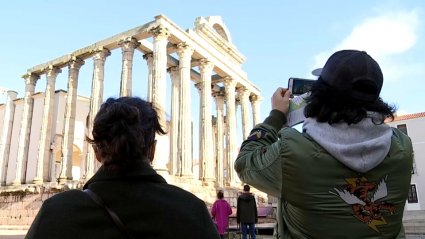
[[235, 110, 413, 239]]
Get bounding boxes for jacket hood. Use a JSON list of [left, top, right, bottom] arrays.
[[239, 193, 255, 201], [302, 113, 393, 173]]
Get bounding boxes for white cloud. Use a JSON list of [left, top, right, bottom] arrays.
[[313, 10, 420, 82]]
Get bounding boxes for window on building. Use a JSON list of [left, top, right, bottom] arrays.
[[397, 124, 408, 135], [407, 184, 418, 203], [411, 152, 417, 174]]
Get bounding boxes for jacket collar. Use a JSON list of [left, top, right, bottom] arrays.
[[83, 160, 167, 189]]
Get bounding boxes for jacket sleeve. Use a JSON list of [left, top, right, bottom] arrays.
[[236, 197, 241, 223], [234, 110, 287, 197], [211, 202, 217, 218], [227, 202, 232, 215], [201, 203, 221, 239], [254, 199, 258, 223]]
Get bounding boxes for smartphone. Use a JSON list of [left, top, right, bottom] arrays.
[[288, 78, 316, 96]]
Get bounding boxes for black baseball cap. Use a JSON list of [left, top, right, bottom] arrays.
[[319, 50, 383, 101]]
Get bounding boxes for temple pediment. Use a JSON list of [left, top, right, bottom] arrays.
[[194, 16, 246, 67]]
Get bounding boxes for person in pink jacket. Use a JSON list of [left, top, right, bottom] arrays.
[[211, 191, 233, 238]]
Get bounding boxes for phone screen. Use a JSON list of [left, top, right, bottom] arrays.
[[289, 78, 316, 95]]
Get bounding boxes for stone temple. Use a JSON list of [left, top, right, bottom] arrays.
[[0, 14, 266, 216]]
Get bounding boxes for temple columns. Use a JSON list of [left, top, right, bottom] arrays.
[[250, 95, 263, 127], [149, 25, 170, 176], [119, 38, 140, 97], [212, 91, 225, 187], [143, 53, 153, 102], [223, 77, 238, 185], [58, 58, 85, 184], [237, 87, 252, 140], [168, 66, 180, 176], [198, 59, 215, 183], [12, 73, 40, 186], [0, 91, 18, 185], [85, 48, 111, 180], [33, 66, 62, 184], [176, 43, 194, 178]]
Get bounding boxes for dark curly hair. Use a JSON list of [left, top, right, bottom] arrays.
[[217, 191, 224, 199], [86, 97, 166, 171], [304, 78, 396, 125]]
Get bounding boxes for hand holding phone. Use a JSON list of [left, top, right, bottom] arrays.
[[271, 87, 291, 114]]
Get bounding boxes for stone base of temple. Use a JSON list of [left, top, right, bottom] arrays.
[[0, 176, 271, 230], [1, 180, 422, 234]]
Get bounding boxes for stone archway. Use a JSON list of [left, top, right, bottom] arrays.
[[195, 16, 233, 43], [212, 23, 230, 42], [71, 144, 83, 180]]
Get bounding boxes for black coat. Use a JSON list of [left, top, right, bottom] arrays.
[[236, 193, 258, 224], [26, 160, 220, 239]]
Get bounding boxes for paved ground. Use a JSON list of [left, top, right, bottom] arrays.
[[0, 230, 26, 239]]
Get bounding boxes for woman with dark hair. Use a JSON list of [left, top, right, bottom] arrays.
[[235, 50, 413, 238], [211, 190, 232, 238], [27, 97, 220, 239]]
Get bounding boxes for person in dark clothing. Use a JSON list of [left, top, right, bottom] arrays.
[[237, 185, 258, 239], [26, 97, 220, 239]]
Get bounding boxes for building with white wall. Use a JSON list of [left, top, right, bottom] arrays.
[[386, 112, 425, 211], [0, 90, 90, 185]]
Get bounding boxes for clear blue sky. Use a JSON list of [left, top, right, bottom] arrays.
[[1, 0, 424, 157]]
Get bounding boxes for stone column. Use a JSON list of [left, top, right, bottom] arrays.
[[58, 58, 84, 184], [223, 77, 238, 185], [0, 91, 18, 185], [176, 43, 194, 178], [194, 84, 202, 179], [143, 53, 153, 102], [33, 66, 62, 184], [167, 66, 180, 176], [212, 91, 225, 187], [250, 95, 263, 127], [237, 87, 252, 140], [85, 48, 110, 180], [149, 25, 170, 176], [198, 59, 215, 183], [119, 38, 140, 97], [12, 73, 39, 185]]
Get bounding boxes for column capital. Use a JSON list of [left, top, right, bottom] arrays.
[[118, 37, 140, 52], [235, 97, 241, 106], [44, 66, 62, 78], [250, 94, 263, 104], [198, 58, 214, 73], [21, 73, 40, 86], [236, 87, 251, 98], [68, 58, 85, 70], [212, 90, 225, 99], [212, 91, 225, 110], [194, 83, 202, 93], [176, 42, 194, 58], [149, 24, 170, 41], [92, 48, 111, 61], [143, 53, 153, 61], [7, 90, 18, 98], [167, 66, 180, 86], [222, 76, 237, 89]]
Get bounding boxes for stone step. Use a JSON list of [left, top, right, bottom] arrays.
[[404, 210, 425, 220]]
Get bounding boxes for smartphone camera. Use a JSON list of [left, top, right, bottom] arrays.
[[288, 78, 316, 96]]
